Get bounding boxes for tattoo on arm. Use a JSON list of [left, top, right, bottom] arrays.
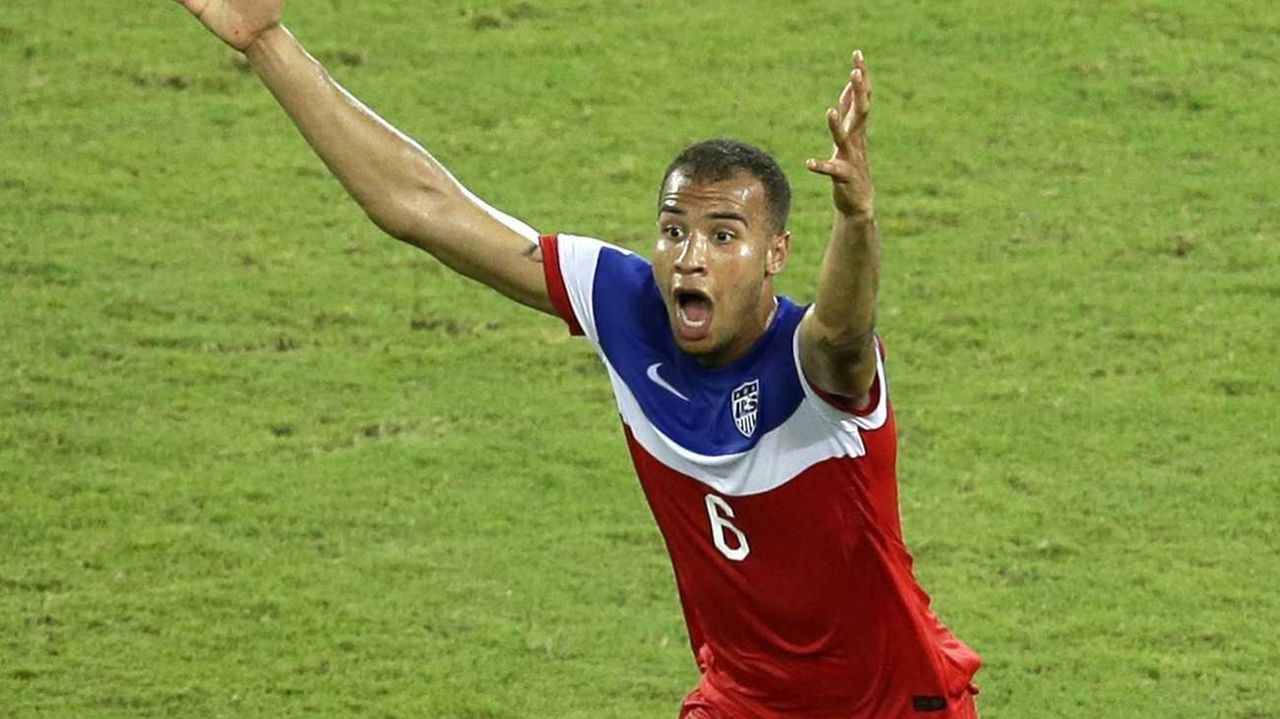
[[522, 243, 543, 263]]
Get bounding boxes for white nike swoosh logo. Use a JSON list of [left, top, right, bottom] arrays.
[[646, 362, 690, 402]]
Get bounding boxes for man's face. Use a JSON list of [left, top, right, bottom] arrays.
[[652, 169, 789, 366]]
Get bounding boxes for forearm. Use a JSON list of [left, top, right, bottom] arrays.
[[811, 209, 880, 355], [245, 25, 461, 242], [175, 4, 549, 311], [799, 51, 880, 399]]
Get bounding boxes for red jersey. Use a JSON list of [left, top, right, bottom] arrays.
[[541, 233, 981, 718]]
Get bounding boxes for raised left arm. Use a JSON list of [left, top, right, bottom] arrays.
[[799, 50, 880, 409]]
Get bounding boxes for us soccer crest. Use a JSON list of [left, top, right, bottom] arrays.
[[731, 380, 760, 438]]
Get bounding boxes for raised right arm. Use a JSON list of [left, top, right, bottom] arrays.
[[175, 0, 554, 313]]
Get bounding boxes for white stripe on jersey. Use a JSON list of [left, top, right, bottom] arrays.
[[555, 234, 633, 347], [600, 325, 890, 498]]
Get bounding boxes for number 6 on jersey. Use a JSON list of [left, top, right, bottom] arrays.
[[705, 494, 750, 561]]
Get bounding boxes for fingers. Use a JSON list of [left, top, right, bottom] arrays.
[[854, 49, 872, 100], [826, 107, 848, 146], [832, 50, 872, 137], [852, 51, 871, 121], [820, 50, 873, 168], [843, 70, 868, 134], [838, 80, 854, 117], [840, 73, 857, 135], [841, 57, 871, 133]]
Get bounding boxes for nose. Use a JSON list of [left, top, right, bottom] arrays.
[[674, 231, 708, 275]]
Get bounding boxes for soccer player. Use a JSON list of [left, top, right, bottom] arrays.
[[173, 0, 982, 716]]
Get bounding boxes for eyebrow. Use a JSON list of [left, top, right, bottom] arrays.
[[657, 205, 751, 227], [708, 211, 750, 227]]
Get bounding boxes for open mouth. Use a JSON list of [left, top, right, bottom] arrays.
[[674, 288, 713, 340]]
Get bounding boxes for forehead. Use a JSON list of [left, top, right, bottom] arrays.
[[659, 170, 768, 219]]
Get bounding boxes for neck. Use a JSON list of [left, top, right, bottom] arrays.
[[762, 294, 779, 329]]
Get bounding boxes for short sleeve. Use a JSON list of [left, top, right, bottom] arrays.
[[538, 233, 639, 345], [792, 326, 891, 433]]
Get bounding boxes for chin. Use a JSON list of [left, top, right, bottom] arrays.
[[674, 337, 711, 356]]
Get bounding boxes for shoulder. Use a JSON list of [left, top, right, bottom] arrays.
[[540, 233, 651, 340], [543, 233, 646, 282]]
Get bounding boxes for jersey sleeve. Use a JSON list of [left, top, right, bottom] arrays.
[[539, 233, 641, 345], [792, 325, 891, 434]]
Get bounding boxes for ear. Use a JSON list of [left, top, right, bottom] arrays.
[[765, 231, 791, 276]]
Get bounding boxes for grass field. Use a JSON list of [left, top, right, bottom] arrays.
[[3, 1, 1278, 717]]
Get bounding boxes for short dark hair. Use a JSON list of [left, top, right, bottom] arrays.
[[660, 138, 791, 234]]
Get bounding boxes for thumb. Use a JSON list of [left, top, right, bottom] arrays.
[[806, 158, 844, 178]]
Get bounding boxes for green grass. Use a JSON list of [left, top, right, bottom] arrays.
[[3, 1, 1278, 716]]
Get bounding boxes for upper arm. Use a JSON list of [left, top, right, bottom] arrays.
[[382, 181, 556, 316], [798, 304, 878, 411]]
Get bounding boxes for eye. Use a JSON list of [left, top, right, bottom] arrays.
[[663, 225, 686, 240], [713, 230, 736, 244]]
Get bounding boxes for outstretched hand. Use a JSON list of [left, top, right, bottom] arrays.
[[173, 0, 283, 52], [807, 51, 874, 218]]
